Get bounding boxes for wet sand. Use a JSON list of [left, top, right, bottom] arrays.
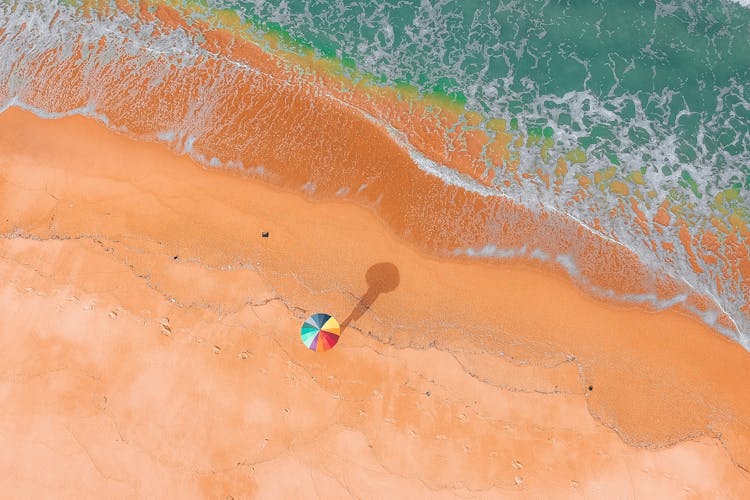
[[1, 107, 749, 497]]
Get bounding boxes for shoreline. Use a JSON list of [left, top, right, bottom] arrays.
[[6, 97, 741, 345], [1, 106, 750, 496], [4, 0, 748, 338]]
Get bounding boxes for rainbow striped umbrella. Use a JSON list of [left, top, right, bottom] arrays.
[[300, 313, 340, 352]]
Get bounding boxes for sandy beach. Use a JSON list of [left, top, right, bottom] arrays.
[[0, 107, 749, 497]]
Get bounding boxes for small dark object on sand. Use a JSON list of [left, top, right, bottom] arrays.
[[262, 231, 269, 238], [173, 255, 178, 260], [588, 385, 593, 391]]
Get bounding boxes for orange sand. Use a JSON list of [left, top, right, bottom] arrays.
[[1, 107, 749, 497], [14, 1, 743, 325]]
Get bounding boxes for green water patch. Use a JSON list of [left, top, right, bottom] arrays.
[[566, 149, 588, 164], [679, 170, 702, 199]]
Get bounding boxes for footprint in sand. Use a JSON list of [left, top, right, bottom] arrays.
[[159, 318, 171, 336]]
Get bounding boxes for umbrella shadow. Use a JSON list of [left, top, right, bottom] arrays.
[[341, 262, 400, 331]]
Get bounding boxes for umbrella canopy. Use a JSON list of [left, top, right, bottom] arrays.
[[300, 313, 340, 352]]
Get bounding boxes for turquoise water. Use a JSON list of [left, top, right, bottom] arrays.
[[233, 0, 749, 184]]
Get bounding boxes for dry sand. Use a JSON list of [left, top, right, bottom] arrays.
[[1, 107, 749, 497]]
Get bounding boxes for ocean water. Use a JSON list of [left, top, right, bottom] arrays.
[[0, 0, 748, 346]]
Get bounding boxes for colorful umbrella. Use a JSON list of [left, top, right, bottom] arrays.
[[300, 313, 340, 352]]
